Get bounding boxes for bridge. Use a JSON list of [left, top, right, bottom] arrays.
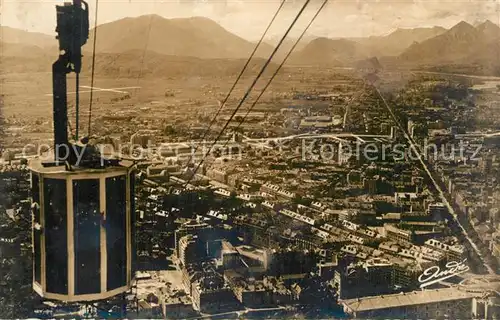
[[242, 132, 392, 145], [455, 131, 500, 139]]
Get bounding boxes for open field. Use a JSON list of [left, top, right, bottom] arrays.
[[0, 66, 362, 125]]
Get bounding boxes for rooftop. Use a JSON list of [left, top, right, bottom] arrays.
[[28, 154, 133, 174], [342, 287, 481, 313]]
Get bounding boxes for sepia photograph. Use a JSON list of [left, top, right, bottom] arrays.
[[0, 0, 499, 318]]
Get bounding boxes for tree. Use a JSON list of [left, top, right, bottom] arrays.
[[163, 125, 176, 136], [293, 195, 312, 207], [2, 150, 14, 164]]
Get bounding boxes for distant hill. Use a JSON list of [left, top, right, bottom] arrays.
[[84, 15, 269, 59], [287, 26, 447, 67], [81, 50, 277, 78], [475, 20, 500, 40], [399, 20, 500, 64], [0, 16, 277, 76], [0, 26, 55, 48], [0, 48, 278, 78], [0, 18, 278, 77], [265, 34, 316, 53], [288, 38, 369, 66], [0, 26, 57, 61], [0, 42, 54, 59], [354, 26, 447, 56]]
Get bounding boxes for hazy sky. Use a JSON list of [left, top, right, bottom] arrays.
[[1, 0, 500, 40]]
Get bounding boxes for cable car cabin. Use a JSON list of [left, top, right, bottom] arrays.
[[30, 159, 136, 302], [27, 0, 137, 302]]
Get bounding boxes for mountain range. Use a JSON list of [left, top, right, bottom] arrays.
[[84, 15, 272, 59], [353, 26, 448, 56], [1, 15, 500, 76], [399, 20, 500, 63]]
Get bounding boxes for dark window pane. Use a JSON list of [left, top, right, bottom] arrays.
[[130, 172, 136, 275], [73, 179, 101, 295], [31, 173, 41, 284], [106, 175, 127, 290], [32, 173, 40, 209], [44, 178, 67, 294]]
